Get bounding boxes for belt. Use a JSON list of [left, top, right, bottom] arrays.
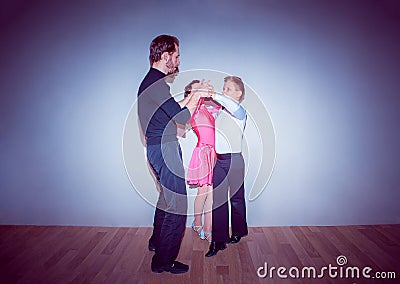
[[216, 152, 241, 159]]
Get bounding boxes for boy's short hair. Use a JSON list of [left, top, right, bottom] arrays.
[[224, 76, 245, 102]]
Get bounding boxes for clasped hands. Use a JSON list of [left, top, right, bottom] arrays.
[[186, 80, 215, 109]]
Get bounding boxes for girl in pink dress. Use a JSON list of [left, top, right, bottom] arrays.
[[184, 80, 221, 242]]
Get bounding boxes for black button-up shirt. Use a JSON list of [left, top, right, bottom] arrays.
[[138, 68, 190, 145]]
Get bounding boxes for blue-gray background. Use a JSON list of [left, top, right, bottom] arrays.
[[1, 0, 399, 226]]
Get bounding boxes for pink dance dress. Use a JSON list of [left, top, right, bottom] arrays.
[[187, 98, 221, 186]]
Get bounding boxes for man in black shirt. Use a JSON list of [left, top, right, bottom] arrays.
[[137, 35, 205, 274]]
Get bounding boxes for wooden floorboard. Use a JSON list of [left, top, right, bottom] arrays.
[[0, 225, 399, 283]]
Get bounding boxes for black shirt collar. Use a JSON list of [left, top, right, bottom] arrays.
[[149, 67, 166, 80]]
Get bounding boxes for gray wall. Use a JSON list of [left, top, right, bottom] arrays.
[[1, 0, 399, 226]]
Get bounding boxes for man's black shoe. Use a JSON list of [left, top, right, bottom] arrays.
[[229, 235, 241, 244], [151, 261, 189, 274], [148, 240, 156, 252], [205, 241, 227, 257]]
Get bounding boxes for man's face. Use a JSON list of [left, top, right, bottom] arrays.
[[223, 80, 242, 102], [166, 44, 180, 75]]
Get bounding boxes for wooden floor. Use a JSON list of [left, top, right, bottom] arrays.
[[0, 225, 399, 284]]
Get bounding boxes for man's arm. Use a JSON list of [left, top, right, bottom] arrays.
[[177, 95, 197, 116], [178, 95, 190, 108], [146, 82, 192, 125]]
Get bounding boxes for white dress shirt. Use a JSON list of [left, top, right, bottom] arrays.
[[213, 94, 247, 154]]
